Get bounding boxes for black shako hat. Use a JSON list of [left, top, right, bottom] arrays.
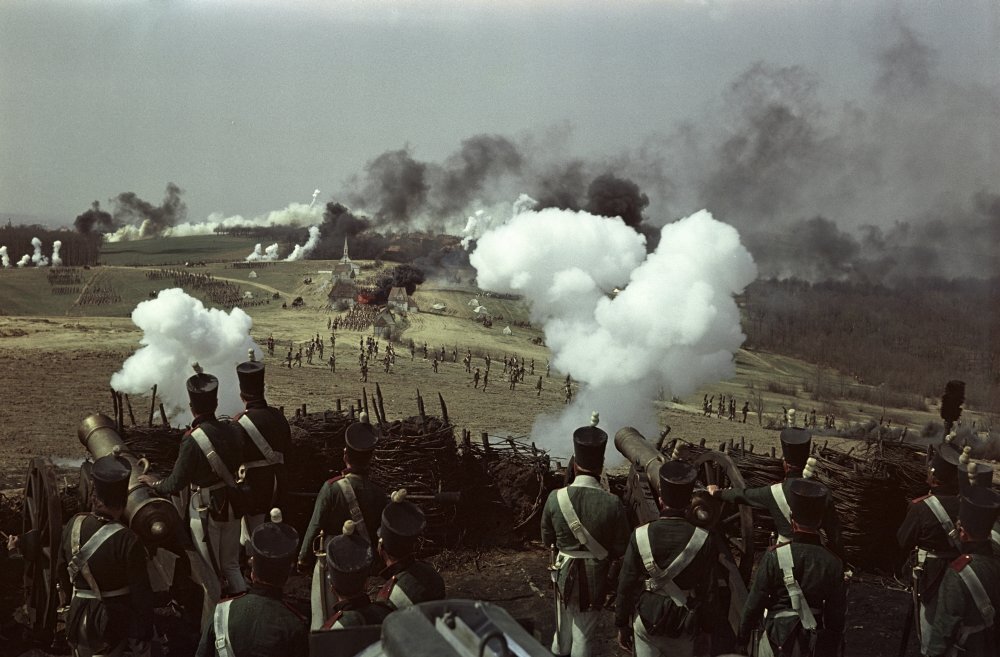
[[378, 489, 426, 556], [930, 443, 962, 484], [658, 460, 697, 509], [249, 508, 298, 584], [573, 412, 608, 472], [345, 419, 379, 460], [779, 427, 812, 468], [325, 520, 373, 593], [787, 478, 829, 529], [960, 463, 995, 493], [186, 363, 219, 408], [91, 453, 131, 504], [237, 348, 266, 398], [958, 486, 1000, 539]]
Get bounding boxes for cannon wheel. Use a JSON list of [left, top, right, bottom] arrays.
[[22, 456, 64, 644], [692, 450, 755, 583]]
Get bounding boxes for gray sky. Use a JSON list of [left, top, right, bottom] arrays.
[[1, 0, 998, 232]]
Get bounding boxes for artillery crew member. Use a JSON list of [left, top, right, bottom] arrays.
[[374, 489, 446, 610], [298, 417, 387, 629], [710, 427, 842, 552], [925, 486, 1000, 656], [897, 443, 962, 653], [196, 509, 308, 657], [233, 350, 291, 545], [615, 460, 719, 657], [139, 365, 247, 595], [62, 454, 154, 657], [318, 520, 392, 630], [738, 478, 846, 656], [540, 413, 630, 657]]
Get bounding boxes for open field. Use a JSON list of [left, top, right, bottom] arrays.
[[99, 235, 260, 266]]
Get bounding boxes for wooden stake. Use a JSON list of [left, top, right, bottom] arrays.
[[159, 403, 168, 427], [417, 390, 426, 431], [375, 384, 387, 425], [110, 387, 120, 429], [480, 431, 490, 452], [124, 394, 137, 426], [438, 392, 449, 426], [362, 388, 370, 419], [148, 384, 157, 427], [336, 399, 342, 412]]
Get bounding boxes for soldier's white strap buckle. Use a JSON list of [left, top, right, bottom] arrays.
[[770, 483, 792, 525], [955, 562, 995, 628], [73, 586, 130, 599], [337, 476, 370, 543], [237, 415, 284, 466], [555, 488, 609, 560], [775, 544, 818, 631], [191, 428, 238, 489], [923, 496, 962, 551], [67, 516, 126, 600], [637, 523, 707, 607], [214, 598, 234, 657]]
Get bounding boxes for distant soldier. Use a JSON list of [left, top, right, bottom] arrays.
[[728, 398, 736, 421], [564, 382, 573, 405], [374, 490, 446, 610], [546, 362, 551, 378], [530, 359, 535, 375], [473, 368, 481, 389], [742, 401, 750, 423], [197, 510, 307, 657], [509, 370, 517, 391], [616, 461, 720, 656], [62, 454, 154, 657], [266, 335, 275, 356], [810, 409, 817, 428], [432, 357, 439, 373], [298, 420, 387, 629], [294, 350, 302, 368], [737, 479, 846, 655], [536, 376, 543, 397], [328, 354, 336, 372], [360, 362, 368, 383], [285, 349, 293, 369], [482, 370, 489, 392], [383, 355, 391, 374], [316, 521, 392, 630], [541, 415, 630, 657], [306, 346, 314, 365]]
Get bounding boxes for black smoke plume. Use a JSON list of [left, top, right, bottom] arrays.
[[532, 161, 586, 211], [373, 264, 426, 303], [875, 22, 936, 97], [312, 202, 388, 260], [347, 149, 428, 224], [585, 173, 649, 229], [112, 183, 187, 237], [74, 201, 115, 234], [435, 135, 523, 215]]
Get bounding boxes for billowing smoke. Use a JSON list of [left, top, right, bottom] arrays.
[[373, 264, 426, 303], [110, 288, 260, 426], [532, 161, 587, 212], [309, 189, 321, 209], [173, 201, 322, 238], [74, 201, 115, 235], [246, 243, 280, 262], [585, 173, 650, 229], [346, 149, 428, 224], [0, 246, 9, 268], [51, 240, 63, 267], [31, 237, 49, 267], [16, 255, 30, 267], [311, 202, 389, 260], [285, 226, 320, 261], [471, 208, 756, 461], [106, 183, 188, 241], [433, 135, 523, 216]]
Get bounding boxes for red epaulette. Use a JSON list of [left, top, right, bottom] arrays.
[[283, 599, 307, 621], [233, 410, 247, 421], [320, 611, 344, 630], [220, 591, 248, 603], [950, 554, 974, 572], [911, 494, 931, 504], [326, 474, 345, 485]]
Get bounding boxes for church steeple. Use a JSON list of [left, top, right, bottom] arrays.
[[341, 238, 350, 263]]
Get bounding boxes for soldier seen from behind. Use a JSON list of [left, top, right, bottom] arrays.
[[738, 479, 846, 656], [61, 454, 154, 657], [616, 460, 720, 657], [317, 520, 392, 630], [197, 509, 308, 657], [374, 489, 446, 610], [541, 413, 630, 657]]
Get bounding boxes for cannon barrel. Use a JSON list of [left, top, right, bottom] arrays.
[[614, 427, 666, 497], [78, 413, 180, 545]]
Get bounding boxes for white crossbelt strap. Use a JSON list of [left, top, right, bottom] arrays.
[[955, 563, 995, 629], [68, 516, 126, 600], [775, 544, 818, 631], [991, 529, 999, 549], [337, 476, 369, 543], [388, 580, 415, 609], [923, 496, 961, 550], [237, 415, 284, 468], [214, 599, 234, 657], [555, 487, 609, 560], [636, 523, 708, 607], [770, 483, 792, 525], [191, 428, 238, 488]]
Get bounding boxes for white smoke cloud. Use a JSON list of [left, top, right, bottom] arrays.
[[110, 288, 261, 426], [16, 254, 30, 267], [285, 225, 320, 261], [51, 240, 63, 267], [470, 208, 757, 462], [105, 200, 324, 242], [460, 193, 538, 249], [309, 189, 321, 209], [0, 246, 9, 268], [30, 237, 49, 266], [245, 242, 280, 262]]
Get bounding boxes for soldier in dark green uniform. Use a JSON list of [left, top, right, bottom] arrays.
[[196, 508, 308, 657], [374, 489, 446, 610], [896, 444, 962, 653], [738, 479, 846, 657], [138, 365, 246, 596], [62, 454, 154, 657], [709, 427, 842, 552], [925, 486, 1000, 656], [616, 460, 720, 657], [540, 413, 630, 657], [317, 520, 392, 630], [297, 417, 387, 629], [233, 350, 291, 546]]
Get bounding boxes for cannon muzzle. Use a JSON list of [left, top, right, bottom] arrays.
[[78, 413, 181, 546], [614, 427, 667, 498]]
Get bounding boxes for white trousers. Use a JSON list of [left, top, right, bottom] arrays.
[[917, 594, 938, 655], [633, 615, 694, 657], [551, 600, 601, 657], [188, 495, 246, 596], [240, 512, 265, 547], [310, 559, 331, 631]]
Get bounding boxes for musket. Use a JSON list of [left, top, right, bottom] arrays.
[[312, 530, 329, 625], [549, 544, 562, 639]]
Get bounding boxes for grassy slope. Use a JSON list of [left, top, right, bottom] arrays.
[[100, 235, 259, 266]]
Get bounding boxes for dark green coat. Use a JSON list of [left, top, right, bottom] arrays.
[[738, 533, 846, 651], [320, 594, 392, 629], [925, 545, 1000, 657], [376, 558, 446, 610], [153, 414, 244, 496], [234, 401, 291, 515], [896, 491, 960, 596], [719, 475, 842, 552], [298, 471, 387, 563], [195, 584, 309, 657], [59, 512, 154, 651], [540, 476, 630, 610], [615, 511, 719, 636]]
